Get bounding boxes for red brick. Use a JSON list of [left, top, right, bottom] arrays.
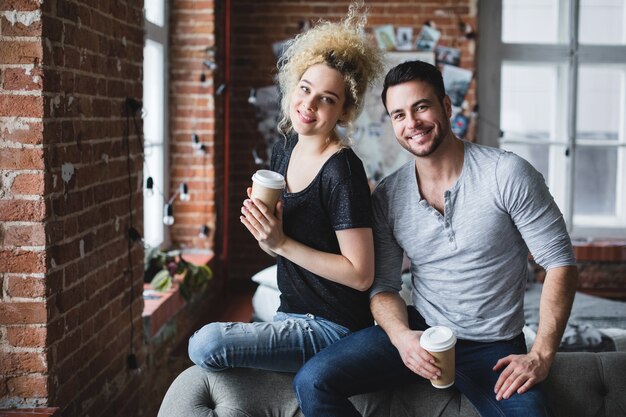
[[1, 67, 43, 91], [1, 223, 46, 246], [5, 374, 47, 397], [6, 325, 47, 348], [7, 275, 46, 298], [0, 147, 44, 170], [0, 199, 46, 222], [0, 119, 43, 145], [0, 301, 46, 325], [48, 240, 80, 267], [0, 249, 45, 274], [0, 351, 47, 374], [10, 172, 45, 195], [0, 41, 42, 64], [0, 0, 40, 11], [0, 15, 42, 37], [0, 95, 43, 118]]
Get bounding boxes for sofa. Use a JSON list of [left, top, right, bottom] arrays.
[[157, 351, 626, 417]]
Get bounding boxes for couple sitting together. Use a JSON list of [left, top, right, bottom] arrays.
[[187, 3, 578, 417]]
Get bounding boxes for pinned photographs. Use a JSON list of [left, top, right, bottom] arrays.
[[415, 24, 441, 51]]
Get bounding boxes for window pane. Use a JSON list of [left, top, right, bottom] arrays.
[[577, 66, 623, 141], [143, 39, 165, 247], [501, 143, 551, 182], [502, 0, 561, 44], [574, 146, 617, 216], [145, 0, 164, 26], [579, 0, 626, 45], [501, 64, 558, 141]]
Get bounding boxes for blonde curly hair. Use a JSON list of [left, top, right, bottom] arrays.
[[276, 1, 384, 145]]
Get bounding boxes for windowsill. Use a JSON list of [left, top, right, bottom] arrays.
[[572, 240, 626, 262], [0, 409, 60, 417], [142, 249, 214, 338]]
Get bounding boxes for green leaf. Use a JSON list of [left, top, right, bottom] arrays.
[[199, 265, 213, 281], [150, 270, 172, 292]]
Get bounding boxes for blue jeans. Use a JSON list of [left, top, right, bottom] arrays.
[[294, 306, 552, 417], [188, 312, 350, 373]]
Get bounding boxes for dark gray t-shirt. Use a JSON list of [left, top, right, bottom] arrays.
[[270, 136, 374, 332], [370, 140, 576, 341]]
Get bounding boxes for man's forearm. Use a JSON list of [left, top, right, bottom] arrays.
[[370, 291, 411, 346], [531, 265, 578, 363]]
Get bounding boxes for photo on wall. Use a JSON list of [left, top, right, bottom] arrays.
[[442, 64, 473, 107], [396, 27, 414, 51], [374, 24, 397, 51], [415, 24, 441, 51], [435, 46, 461, 66]]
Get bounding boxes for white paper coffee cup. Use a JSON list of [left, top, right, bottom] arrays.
[[421, 326, 457, 389], [250, 170, 285, 213]]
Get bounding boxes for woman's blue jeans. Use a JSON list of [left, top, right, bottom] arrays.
[[294, 306, 552, 417], [188, 312, 350, 373]]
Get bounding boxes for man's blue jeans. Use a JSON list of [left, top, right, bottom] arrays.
[[294, 306, 552, 417], [188, 312, 350, 373]]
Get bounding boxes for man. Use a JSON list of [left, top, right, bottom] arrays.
[[293, 60, 578, 417]]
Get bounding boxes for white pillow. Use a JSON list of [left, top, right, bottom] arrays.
[[252, 285, 281, 322], [251, 265, 278, 290]]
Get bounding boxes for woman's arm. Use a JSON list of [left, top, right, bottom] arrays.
[[240, 198, 374, 291]]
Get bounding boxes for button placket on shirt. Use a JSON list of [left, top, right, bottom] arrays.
[[443, 191, 456, 248]]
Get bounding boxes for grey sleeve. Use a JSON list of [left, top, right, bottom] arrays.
[[369, 188, 404, 299], [496, 152, 576, 270]]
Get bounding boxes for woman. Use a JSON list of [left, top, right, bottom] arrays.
[[188, 1, 383, 373]]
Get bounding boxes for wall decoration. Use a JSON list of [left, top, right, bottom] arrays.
[[442, 64, 473, 107], [435, 46, 461, 66], [415, 24, 441, 51], [396, 27, 414, 51], [374, 25, 397, 51], [272, 39, 290, 61]]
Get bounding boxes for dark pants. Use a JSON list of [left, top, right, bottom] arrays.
[[293, 306, 551, 417]]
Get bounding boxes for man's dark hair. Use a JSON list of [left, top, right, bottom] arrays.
[[381, 60, 446, 112]]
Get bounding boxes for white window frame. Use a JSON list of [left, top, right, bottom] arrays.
[[143, 1, 170, 248], [478, 0, 626, 239]]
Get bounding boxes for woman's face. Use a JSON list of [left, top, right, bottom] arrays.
[[289, 63, 347, 140]]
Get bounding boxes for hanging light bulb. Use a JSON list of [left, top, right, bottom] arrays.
[[145, 176, 154, 197], [248, 88, 257, 105], [203, 59, 217, 71], [163, 203, 175, 226], [179, 183, 190, 202], [192, 133, 202, 150], [198, 224, 209, 238]]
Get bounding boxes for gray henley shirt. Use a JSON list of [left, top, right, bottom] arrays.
[[370, 140, 576, 341]]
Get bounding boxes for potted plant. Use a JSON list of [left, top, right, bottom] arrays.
[[144, 246, 213, 300]]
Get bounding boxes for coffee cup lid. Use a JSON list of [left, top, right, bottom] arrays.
[[252, 170, 285, 189], [420, 326, 456, 352]]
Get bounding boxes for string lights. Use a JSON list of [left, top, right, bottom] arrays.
[[142, 46, 215, 238], [163, 203, 175, 226]]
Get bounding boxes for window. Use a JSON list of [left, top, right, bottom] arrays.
[[143, 0, 169, 247], [478, 0, 626, 238]]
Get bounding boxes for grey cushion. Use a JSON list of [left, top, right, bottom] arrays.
[[158, 352, 626, 417]]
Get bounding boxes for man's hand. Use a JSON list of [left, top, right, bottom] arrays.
[[493, 351, 550, 400], [392, 329, 441, 381]]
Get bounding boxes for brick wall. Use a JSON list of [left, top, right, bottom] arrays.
[[1, 0, 146, 415], [169, 0, 222, 251], [42, 1, 146, 414], [225, 0, 477, 282], [0, 0, 48, 408]]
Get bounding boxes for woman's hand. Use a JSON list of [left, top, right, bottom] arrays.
[[240, 196, 286, 253]]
